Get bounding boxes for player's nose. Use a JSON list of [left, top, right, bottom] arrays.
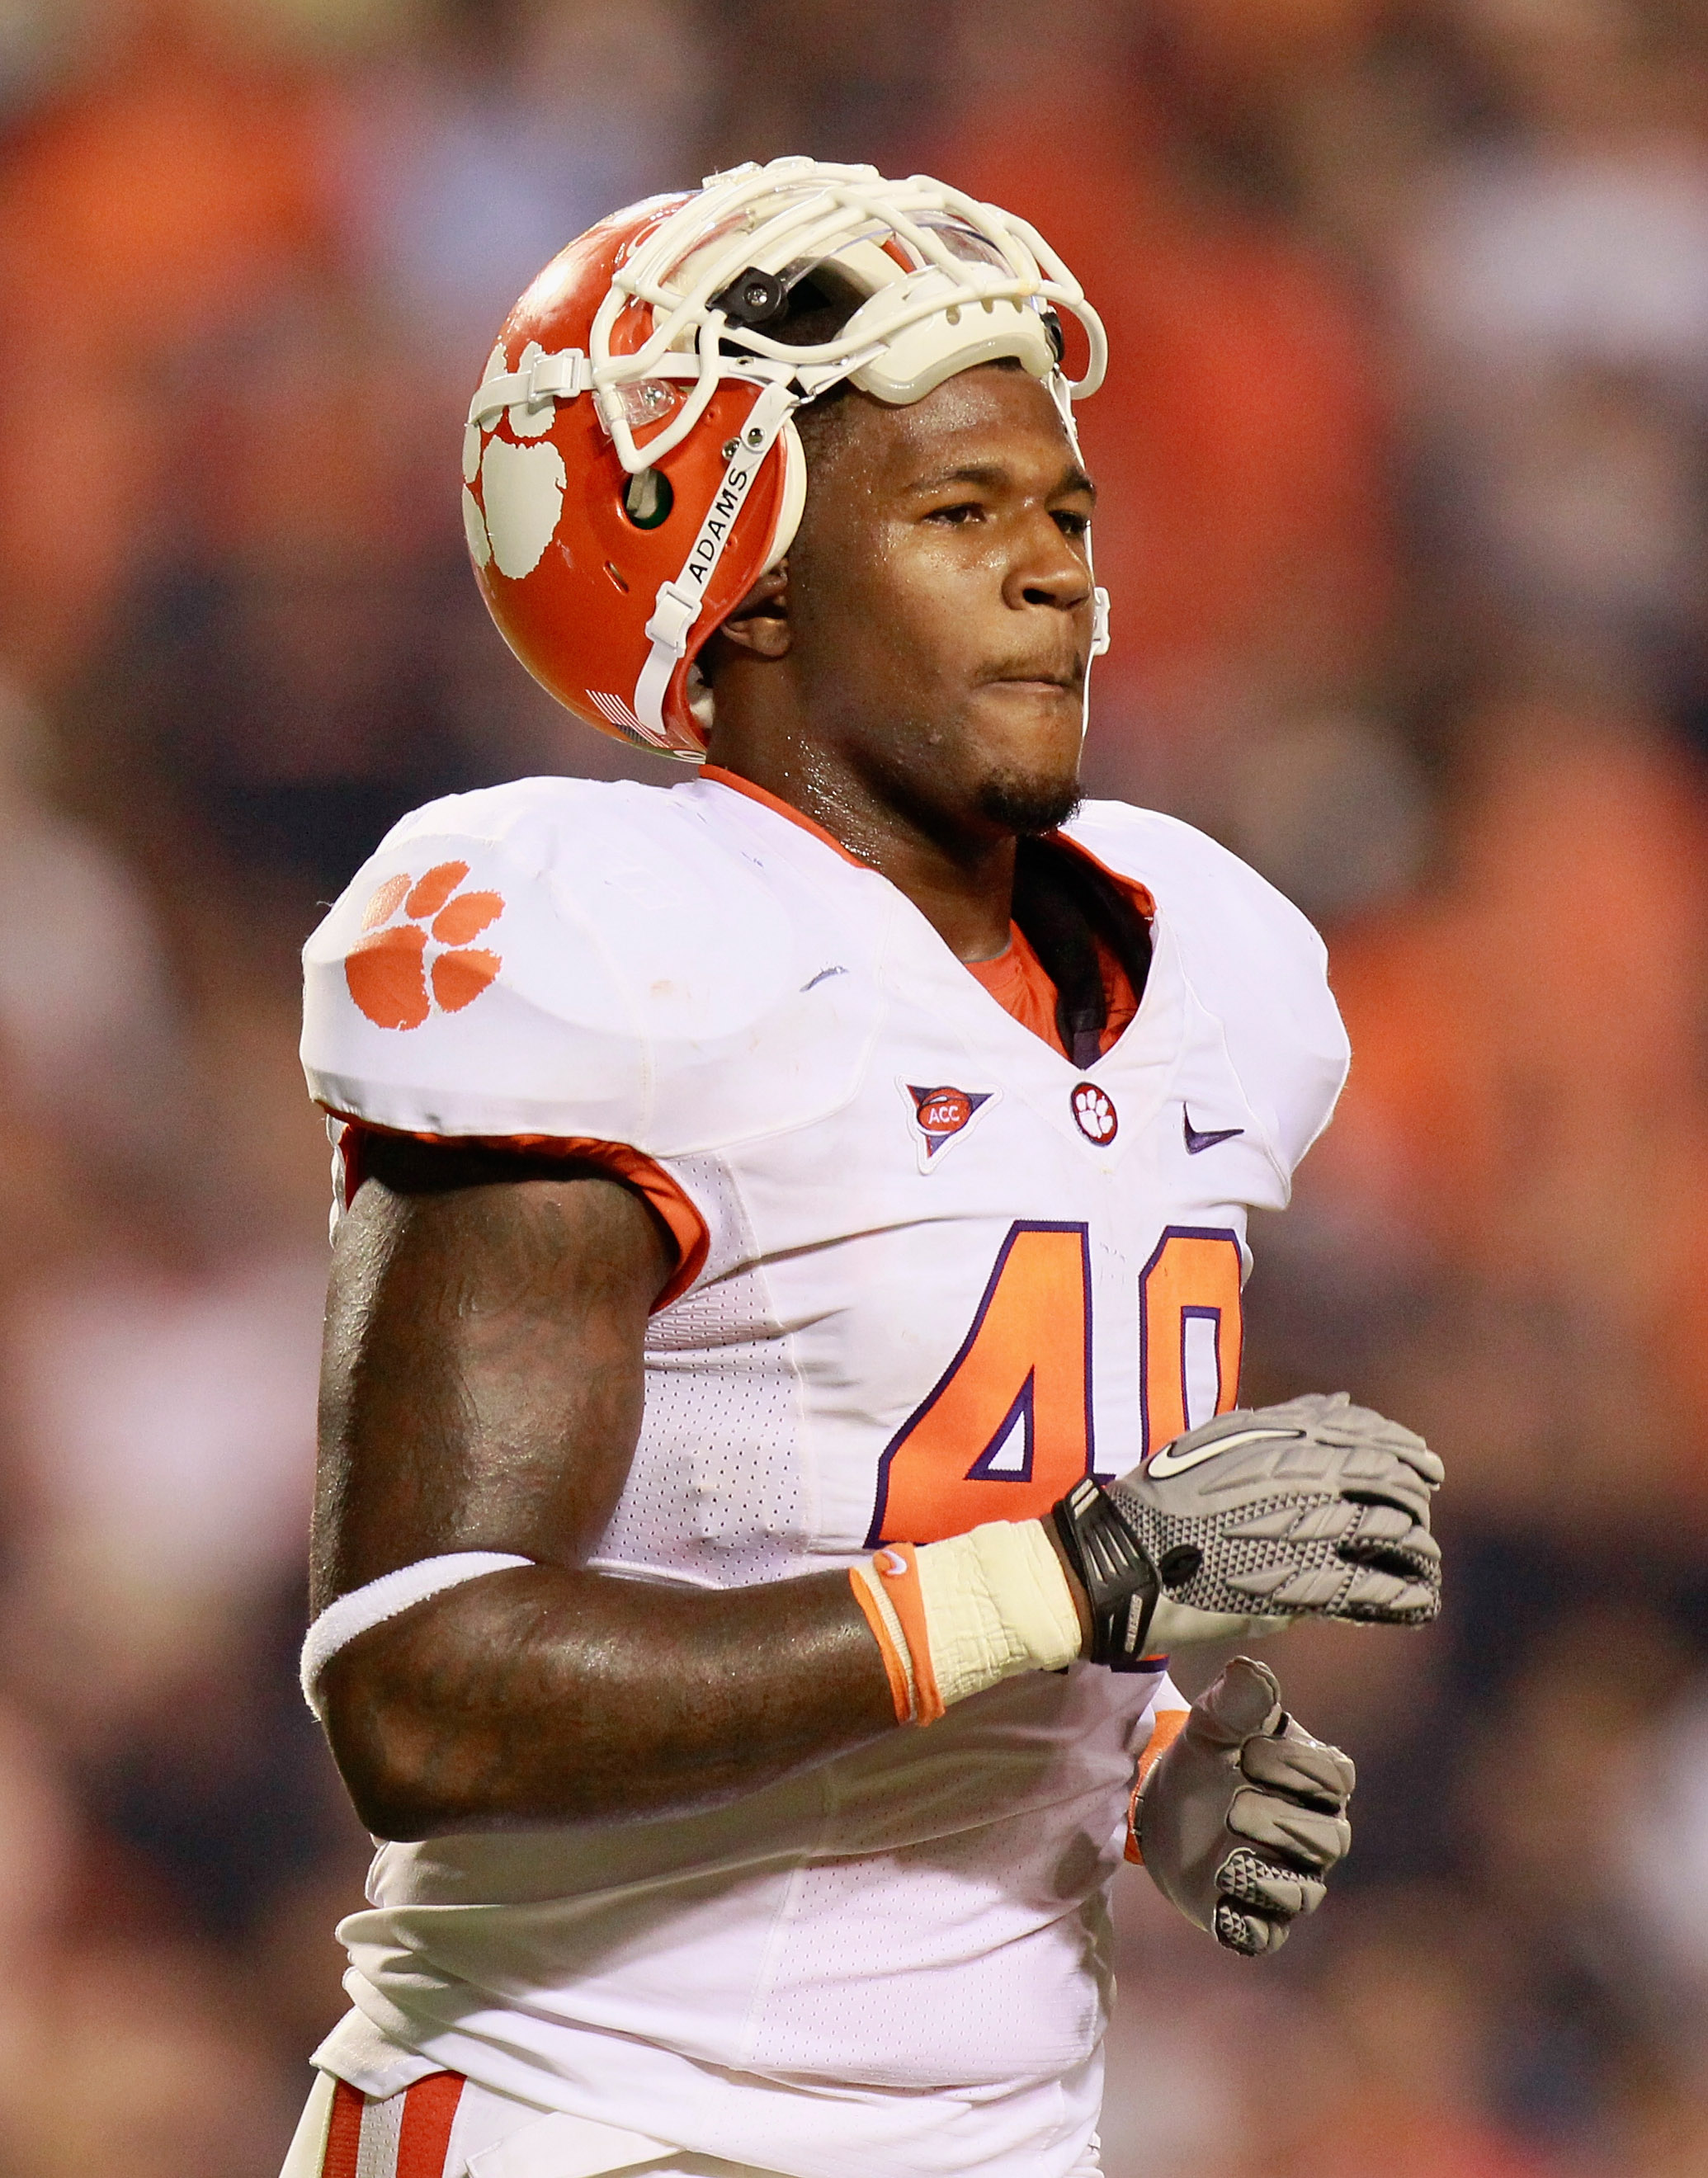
[[1003, 512, 1092, 617]]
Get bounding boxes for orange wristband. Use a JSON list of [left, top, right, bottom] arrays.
[[848, 1526, 1080, 1728], [848, 1544, 946, 1726], [871, 1544, 944, 1724]]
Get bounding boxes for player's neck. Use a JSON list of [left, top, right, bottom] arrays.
[[705, 741, 1017, 964]]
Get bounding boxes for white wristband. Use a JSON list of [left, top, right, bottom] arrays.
[[849, 1520, 1082, 1723], [920, 1519, 1083, 1707], [300, 1551, 533, 1717]]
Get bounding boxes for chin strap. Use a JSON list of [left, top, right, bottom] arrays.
[[466, 348, 594, 433], [631, 375, 802, 749]]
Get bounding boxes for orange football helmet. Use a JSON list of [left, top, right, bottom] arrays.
[[462, 157, 1109, 760]]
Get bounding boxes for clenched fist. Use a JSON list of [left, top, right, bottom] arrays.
[[1133, 1657, 1355, 1956]]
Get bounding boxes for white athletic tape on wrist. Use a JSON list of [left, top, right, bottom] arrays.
[[849, 1520, 1082, 1724], [300, 1552, 533, 1718]]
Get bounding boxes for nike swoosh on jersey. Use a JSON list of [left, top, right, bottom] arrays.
[[1183, 1106, 1244, 1154], [1146, 1424, 1305, 1478]]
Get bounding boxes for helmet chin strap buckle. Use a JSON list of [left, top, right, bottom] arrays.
[[466, 348, 592, 432], [644, 582, 700, 660]]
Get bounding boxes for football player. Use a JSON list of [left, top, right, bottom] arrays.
[[285, 159, 1441, 2178]]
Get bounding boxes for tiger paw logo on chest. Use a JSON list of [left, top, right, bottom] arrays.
[[347, 862, 504, 1030], [905, 1082, 993, 1169], [1071, 1081, 1117, 1145]]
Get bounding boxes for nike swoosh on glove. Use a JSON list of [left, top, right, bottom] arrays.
[[1135, 1657, 1354, 1956], [1112, 1391, 1442, 1651]]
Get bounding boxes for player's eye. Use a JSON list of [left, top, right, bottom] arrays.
[[924, 501, 984, 526], [1053, 509, 1092, 540]]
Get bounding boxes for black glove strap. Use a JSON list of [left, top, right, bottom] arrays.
[[1050, 1478, 1163, 1669]]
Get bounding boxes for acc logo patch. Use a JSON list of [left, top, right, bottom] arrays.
[[346, 862, 504, 1030], [905, 1082, 993, 1168], [1070, 1080, 1118, 1145]]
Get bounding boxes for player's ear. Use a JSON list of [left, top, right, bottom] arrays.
[[714, 563, 791, 662]]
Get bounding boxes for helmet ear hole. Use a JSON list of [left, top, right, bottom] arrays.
[[622, 469, 674, 529]]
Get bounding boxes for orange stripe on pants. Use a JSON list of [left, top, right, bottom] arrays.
[[323, 2081, 363, 2178], [397, 2074, 465, 2178], [318, 2074, 465, 2178]]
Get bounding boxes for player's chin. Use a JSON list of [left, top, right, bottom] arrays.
[[967, 686, 1084, 836], [974, 759, 1083, 837]]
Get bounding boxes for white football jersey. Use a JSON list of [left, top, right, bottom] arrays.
[[299, 771, 1348, 2178]]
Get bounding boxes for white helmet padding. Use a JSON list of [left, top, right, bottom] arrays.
[[587, 157, 1107, 477], [841, 269, 1063, 405]]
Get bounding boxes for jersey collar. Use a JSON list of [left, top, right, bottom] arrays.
[[696, 766, 873, 870]]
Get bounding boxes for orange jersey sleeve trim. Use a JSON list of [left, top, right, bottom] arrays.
[[1125, 1705, 1191, 1864], [323, 2072, 465, 2178], [323, 2080, 364, 2178], [700, 764, 872, 868], [326, 1112, 709, 1312]]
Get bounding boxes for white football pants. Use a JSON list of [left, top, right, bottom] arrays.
[[278, 2067, 791, 2178], [281, 2063, 1107, 2178]]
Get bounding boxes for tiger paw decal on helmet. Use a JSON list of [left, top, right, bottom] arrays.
[[463, 341, 568, 582], [346, 863, 504, 1030]]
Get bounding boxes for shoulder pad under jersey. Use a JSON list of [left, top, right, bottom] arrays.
[[1063, 800, 1350, 1176], [300, 776, 885, 1151]]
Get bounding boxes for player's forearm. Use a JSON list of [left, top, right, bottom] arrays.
[[320, 1561, 897, 1839]]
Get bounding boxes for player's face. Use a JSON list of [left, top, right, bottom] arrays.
[[786, 364, 1097, 837]]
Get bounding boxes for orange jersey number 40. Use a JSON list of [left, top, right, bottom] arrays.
[[865, 1221, 1243, 1547]]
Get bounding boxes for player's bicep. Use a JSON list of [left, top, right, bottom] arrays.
[[312, 1139, 672, 1611]]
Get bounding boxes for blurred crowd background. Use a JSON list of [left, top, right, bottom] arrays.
[[0, 0, 1705, 2171]]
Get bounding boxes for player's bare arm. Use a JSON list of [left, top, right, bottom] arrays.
[[315, 1143, 899, 1841]]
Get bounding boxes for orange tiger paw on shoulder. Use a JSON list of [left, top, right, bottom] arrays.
[[346, 861, 505, 1030]]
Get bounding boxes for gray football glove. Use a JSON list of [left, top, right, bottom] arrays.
[[1135, 1657, 1354, 1957], [1052, 1392, 1442, 1663]]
